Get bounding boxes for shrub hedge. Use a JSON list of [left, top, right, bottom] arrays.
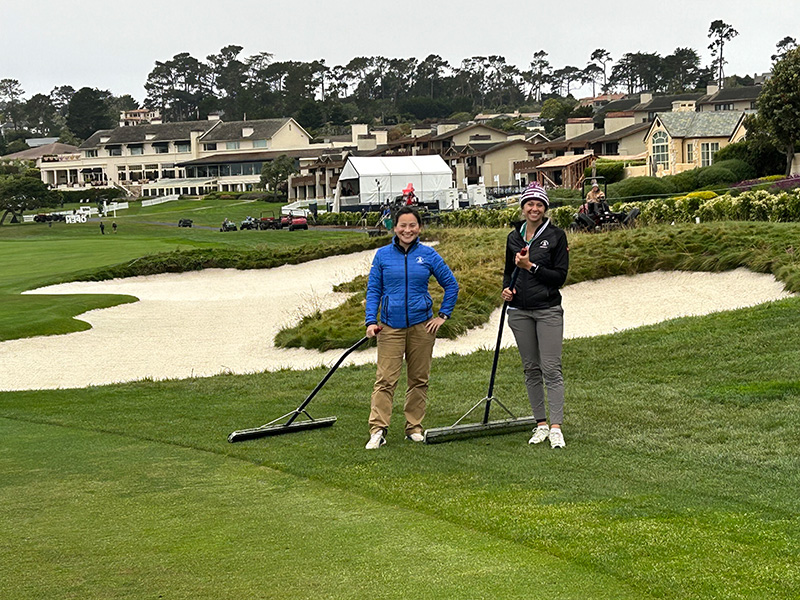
[[57, 188, 125, 204], [583, 160, 626, 184]]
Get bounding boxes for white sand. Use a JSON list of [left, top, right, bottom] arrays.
[[0, 248, 792, 391]]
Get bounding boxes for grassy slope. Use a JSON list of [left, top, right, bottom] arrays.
[[277, 221, 800, 349], [2, 299, 799, 598]]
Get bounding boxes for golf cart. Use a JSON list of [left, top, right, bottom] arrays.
[[258, 210, 288, 230], [240, 216, 259, 230], [178, 218, 193, 228], [220, 218, 237, 232], [286, 210, 308, 231]]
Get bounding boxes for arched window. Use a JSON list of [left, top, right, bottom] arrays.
[[651, 131, 669, 169]]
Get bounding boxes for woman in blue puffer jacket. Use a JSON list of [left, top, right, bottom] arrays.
[[364, 206, 459, 449]]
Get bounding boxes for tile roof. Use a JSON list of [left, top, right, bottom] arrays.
[[704, 85, 762, 103], [79, 121, 218, 148], [429, 123, 508, 141], [655, 111, 745, 138], [632, 93, 703, 112], [2, 142, 79, 159], [199, 118, 294, 142], [592, 122, 650, 143]]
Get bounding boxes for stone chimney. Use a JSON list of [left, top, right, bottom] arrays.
[[436, 123, 459, 136], [373, 130, 388, 146], [351, 123, 369, 144], [672, 100, 697, 112], [706, 84, 720, 96], [411, 126, 432, 138], [639, 92, 653, 104], [604, 111, 635, 134], [207, 113, 222, 121], [357, 134, 377, 152], [565, 117, 594, 140]]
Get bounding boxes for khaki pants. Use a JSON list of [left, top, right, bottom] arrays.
[[369, 322, 436, 436]]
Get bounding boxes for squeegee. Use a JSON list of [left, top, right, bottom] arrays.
[[424, 248, 538, 444], [228, 334, 373, 442]]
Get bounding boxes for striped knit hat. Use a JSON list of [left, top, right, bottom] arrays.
[[520, 182, 549, 209]]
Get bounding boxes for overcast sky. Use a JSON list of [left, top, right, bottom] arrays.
[[2, 0, 796, 102]]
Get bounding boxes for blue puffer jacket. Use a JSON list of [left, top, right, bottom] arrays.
[[365, 237, 459, 329]]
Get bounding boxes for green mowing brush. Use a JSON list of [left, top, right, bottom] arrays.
[[424, 248, 538, 444], [228, 333, 376, 442]]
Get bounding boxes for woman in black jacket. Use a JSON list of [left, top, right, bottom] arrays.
[[502, 182, 569, 448]]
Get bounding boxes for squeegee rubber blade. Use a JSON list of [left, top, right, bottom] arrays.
[[227, 416, 337, 442], [423, 416, 539, 444]]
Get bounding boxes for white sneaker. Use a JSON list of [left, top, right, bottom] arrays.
[[406, 432, 424, 442], [549, 428, 565, 449], [528, 425, 549, 444], [365, 431, 386, 450]]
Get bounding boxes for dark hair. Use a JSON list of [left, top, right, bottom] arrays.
[[395, 205, 422, 226]]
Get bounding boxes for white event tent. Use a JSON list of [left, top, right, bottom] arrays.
[[333, 156, 454, 211]]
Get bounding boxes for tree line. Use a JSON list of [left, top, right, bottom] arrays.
[[0, 24, 797, 153]]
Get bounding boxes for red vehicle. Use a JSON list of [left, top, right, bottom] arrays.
[[286, 211, 308, 231], [259, 210, 308, 231]]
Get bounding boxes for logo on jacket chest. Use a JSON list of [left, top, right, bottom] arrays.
[[538, 240, 549, 249], [416, 256, 426, 264]]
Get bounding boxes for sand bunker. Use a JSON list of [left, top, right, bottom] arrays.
[[0, 248, 792, 391]]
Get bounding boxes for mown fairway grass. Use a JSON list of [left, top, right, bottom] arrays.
[[1, 214, 799, 597], [0, 198, 371, 341], [2, 299, 799, 598]]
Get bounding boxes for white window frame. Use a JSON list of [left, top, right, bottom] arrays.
[[651, 131, 669, 169], [701, 142, 720, 167]]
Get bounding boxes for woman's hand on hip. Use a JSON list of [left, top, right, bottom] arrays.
[[501, 287, 515, 302], [425, 317, 446, 335]]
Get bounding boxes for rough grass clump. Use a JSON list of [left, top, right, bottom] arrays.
[[276, 228, 510, 350]]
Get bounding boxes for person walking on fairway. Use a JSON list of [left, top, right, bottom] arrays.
[[364, 206, 459, 449], [112, 221, 117, 233], [502, 182, 569, 448], [99, 221, 105, 235]]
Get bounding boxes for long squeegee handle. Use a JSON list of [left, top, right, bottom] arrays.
[[286, 332, 375, 426], [484, 246, 527, 422]]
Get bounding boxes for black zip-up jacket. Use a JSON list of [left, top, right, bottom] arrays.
[[503, 219, 569, 310]]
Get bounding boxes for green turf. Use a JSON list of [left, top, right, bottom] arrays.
[[0, 201, 369, 341], [2, 299, 799, 598]]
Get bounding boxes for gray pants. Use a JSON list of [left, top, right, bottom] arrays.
[[507, 306, 564, 425]]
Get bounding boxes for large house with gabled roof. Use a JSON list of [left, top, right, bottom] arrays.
[[37, 116, 319, 197], [644, 109, 747, 176]]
